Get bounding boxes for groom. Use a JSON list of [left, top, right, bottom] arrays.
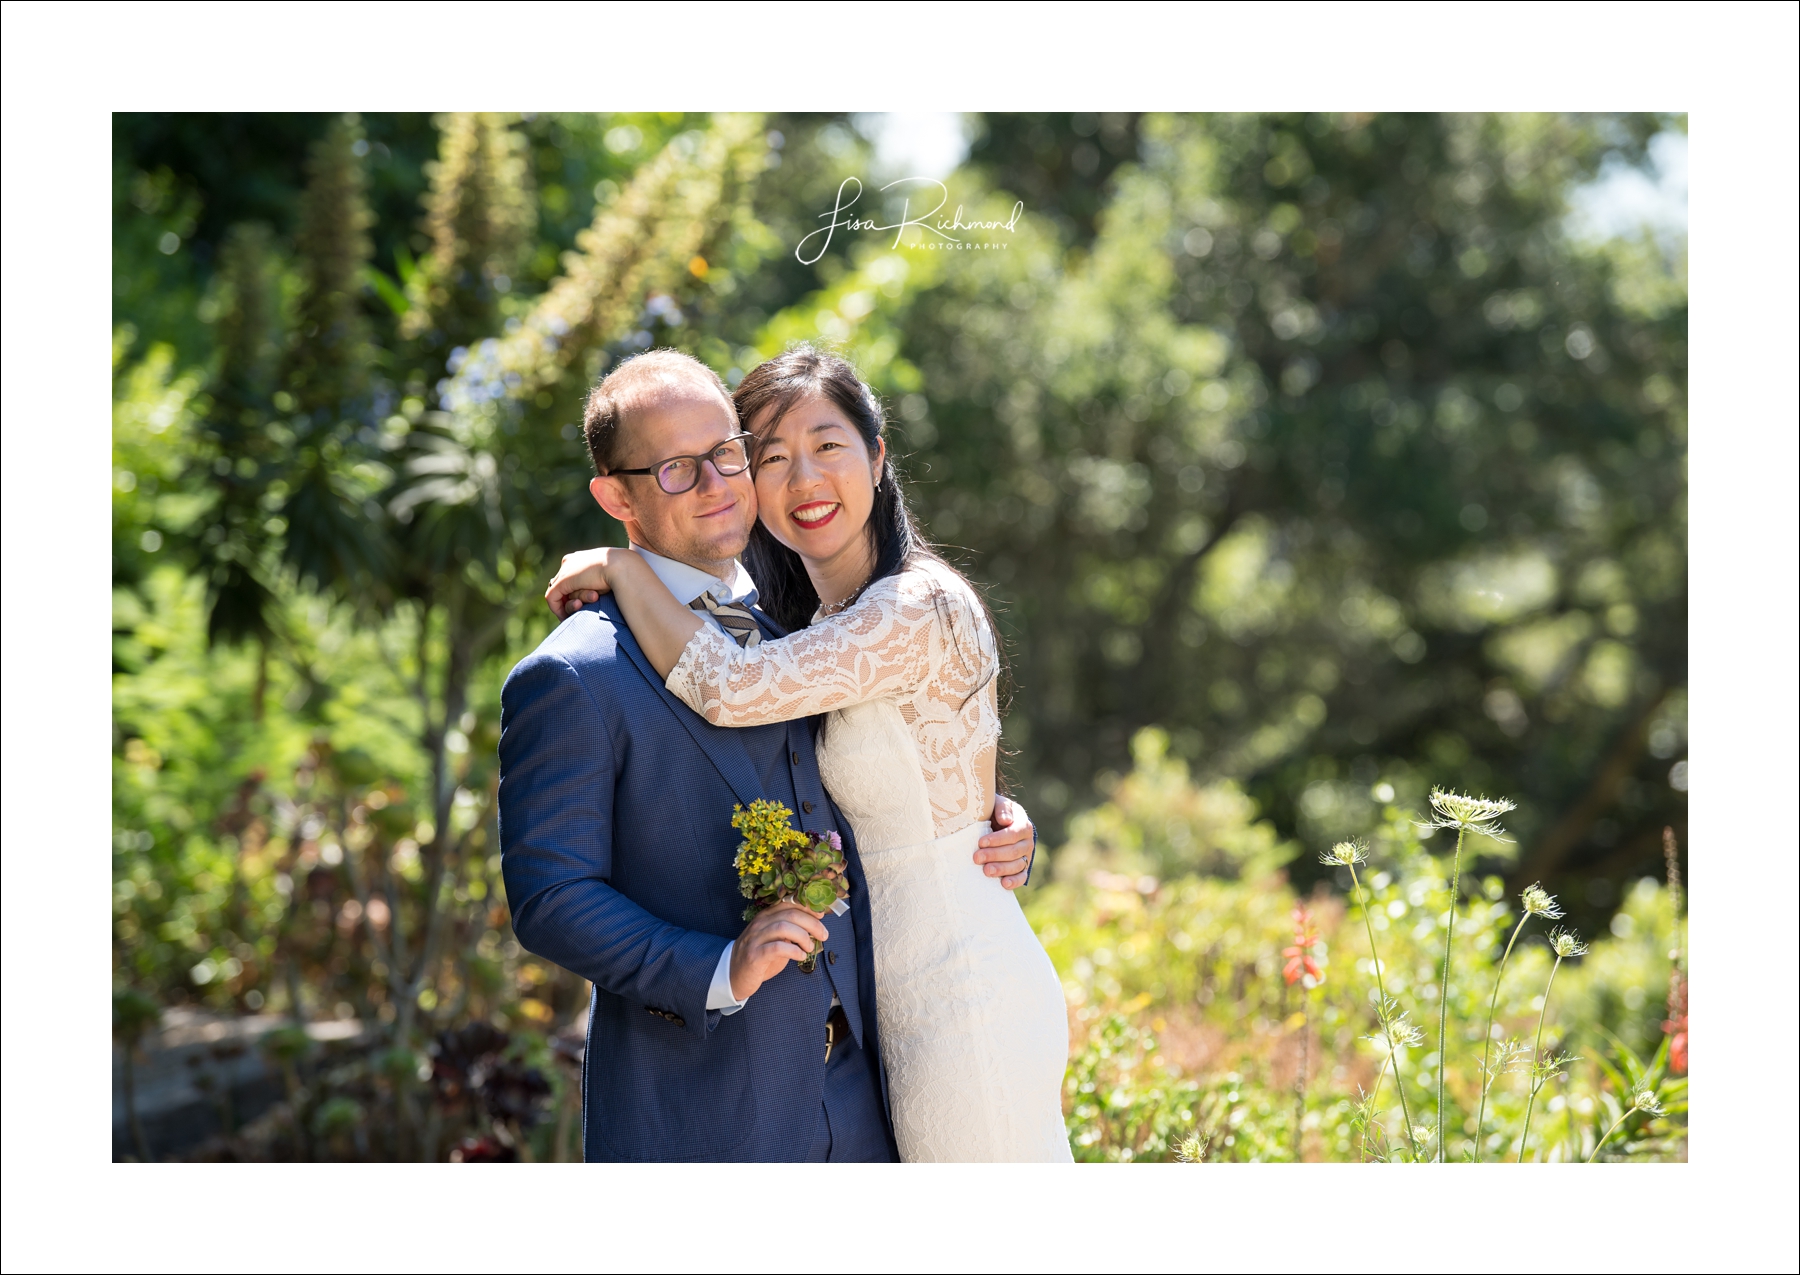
[[499, 349, 1035, 1161]]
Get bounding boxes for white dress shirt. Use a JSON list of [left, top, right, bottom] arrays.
[[627, 545, 760, 1017]]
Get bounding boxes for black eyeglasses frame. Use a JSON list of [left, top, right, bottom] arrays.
[[606, 432, 756, 495]]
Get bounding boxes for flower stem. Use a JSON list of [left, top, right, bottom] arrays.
[[1348, 862, 1417, 1161], [1586, 1105, 1635, 1163], [1435, 825, 1466, 1162], [1473, 911, 1531, 1161], [1360, 1054, 1390, 1163], [1292, 995, 1309, 1163], [1515, 953, 1564, 1162]]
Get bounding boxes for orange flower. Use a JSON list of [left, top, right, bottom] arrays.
[[1283, 904, 1323, 986]]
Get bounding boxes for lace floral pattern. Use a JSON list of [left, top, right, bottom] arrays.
[[665, 561, 1000, 839]]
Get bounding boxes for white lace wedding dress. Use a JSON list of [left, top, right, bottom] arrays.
[[667, 559, 1072, 1162]]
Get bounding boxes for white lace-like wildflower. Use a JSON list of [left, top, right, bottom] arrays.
[[1519, 882, 1564, 919], [1423, 788, 1516, 841], [1175, 1133, 1211, 1163], [1631, 1090, 1665, 1116], [1320, 839, 1369, 868], [1549, 928, 1589, 958]]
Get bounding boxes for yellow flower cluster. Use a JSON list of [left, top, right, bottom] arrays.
[[731, 799, 805, 878]]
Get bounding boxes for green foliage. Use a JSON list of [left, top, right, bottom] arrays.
[[1028, 732, 1686, 1160], [1053, 727, 1294, 880], [1064, 1014, 1201, 1161], [816, 113, 1688, 921]]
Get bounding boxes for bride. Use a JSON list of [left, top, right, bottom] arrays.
[[545, 344, 1071, 1162]]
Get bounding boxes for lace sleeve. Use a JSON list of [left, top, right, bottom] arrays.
[[665, 573, 941, 727]]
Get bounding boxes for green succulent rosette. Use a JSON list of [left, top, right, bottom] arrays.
[[730, 799, 851, 972]]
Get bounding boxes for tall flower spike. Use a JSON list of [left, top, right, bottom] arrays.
[[1549, 928, 1589, 958], [1283, 905, 1323, 986], [1519, 883, 1564, 919], [1320, 839, 1369, 868], [1423, 788, 1516, 841]]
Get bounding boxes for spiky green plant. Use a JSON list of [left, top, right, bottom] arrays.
[[278, 113, 385, 604], [198, 221, 282, 654], [283, 113, 372, 414], [1420, 788, 1515, 1160], [469, 113, 768, 405], [1473, 882, 1562, 1157], [404, 112, 536, 348]]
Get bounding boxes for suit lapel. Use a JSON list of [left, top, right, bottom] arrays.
[[593, 597, 766, 810], [747, 603, 788, 641]]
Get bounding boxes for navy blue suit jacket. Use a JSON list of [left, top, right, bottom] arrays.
[[498, 596, 895, 1162]]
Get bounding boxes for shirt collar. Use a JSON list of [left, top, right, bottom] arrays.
[[628, 543, 758, 609]]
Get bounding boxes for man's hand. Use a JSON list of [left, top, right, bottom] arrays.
[[975, 793, 1035, 890], [728, 901, 829, 1001]]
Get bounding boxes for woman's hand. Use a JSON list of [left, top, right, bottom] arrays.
[[548, 547, 703, 675], [545, 547, 618, 619]]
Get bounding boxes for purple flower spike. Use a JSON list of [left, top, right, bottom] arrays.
[[827, 831, 842, 851]]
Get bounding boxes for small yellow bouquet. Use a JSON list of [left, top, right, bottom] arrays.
[[731, 799, 850, 973]]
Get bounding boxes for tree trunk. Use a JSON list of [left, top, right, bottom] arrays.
[[123, 1044, 151, 1162], [1512, 688, 1667, 887]]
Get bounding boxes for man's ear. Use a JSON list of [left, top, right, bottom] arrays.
[[591, 474, 635, 523]]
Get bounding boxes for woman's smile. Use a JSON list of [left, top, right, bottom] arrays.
[[789, 500, 841, 529]]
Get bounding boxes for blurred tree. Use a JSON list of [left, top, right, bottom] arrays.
[[797, 112, 1685, 926], [965, 111, 1144, 244]]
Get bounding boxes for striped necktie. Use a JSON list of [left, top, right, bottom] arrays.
[[690, 592, 762, 648]]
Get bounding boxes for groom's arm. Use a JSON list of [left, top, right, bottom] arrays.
[[975, 794, 1037, 889], [498, 649, 726, 1041]]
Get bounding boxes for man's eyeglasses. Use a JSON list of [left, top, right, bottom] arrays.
[[608, 432, 754, 495]]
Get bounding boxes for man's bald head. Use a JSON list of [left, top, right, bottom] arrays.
[[583, 349, 735, 476]]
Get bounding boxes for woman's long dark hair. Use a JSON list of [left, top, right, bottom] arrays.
[[735, 344, 1011, 712]]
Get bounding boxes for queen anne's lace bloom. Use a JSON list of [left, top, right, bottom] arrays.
[[1423, 788, 1516, 840], [1520, 882, 1564, 919], [1320, 839, 1368, 868], [1549, 928, 1589, 958]]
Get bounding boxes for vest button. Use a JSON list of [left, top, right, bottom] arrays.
[[828, 950, 838, 966], [791, 750, 800, 765], [802, 800, 814, 813]]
